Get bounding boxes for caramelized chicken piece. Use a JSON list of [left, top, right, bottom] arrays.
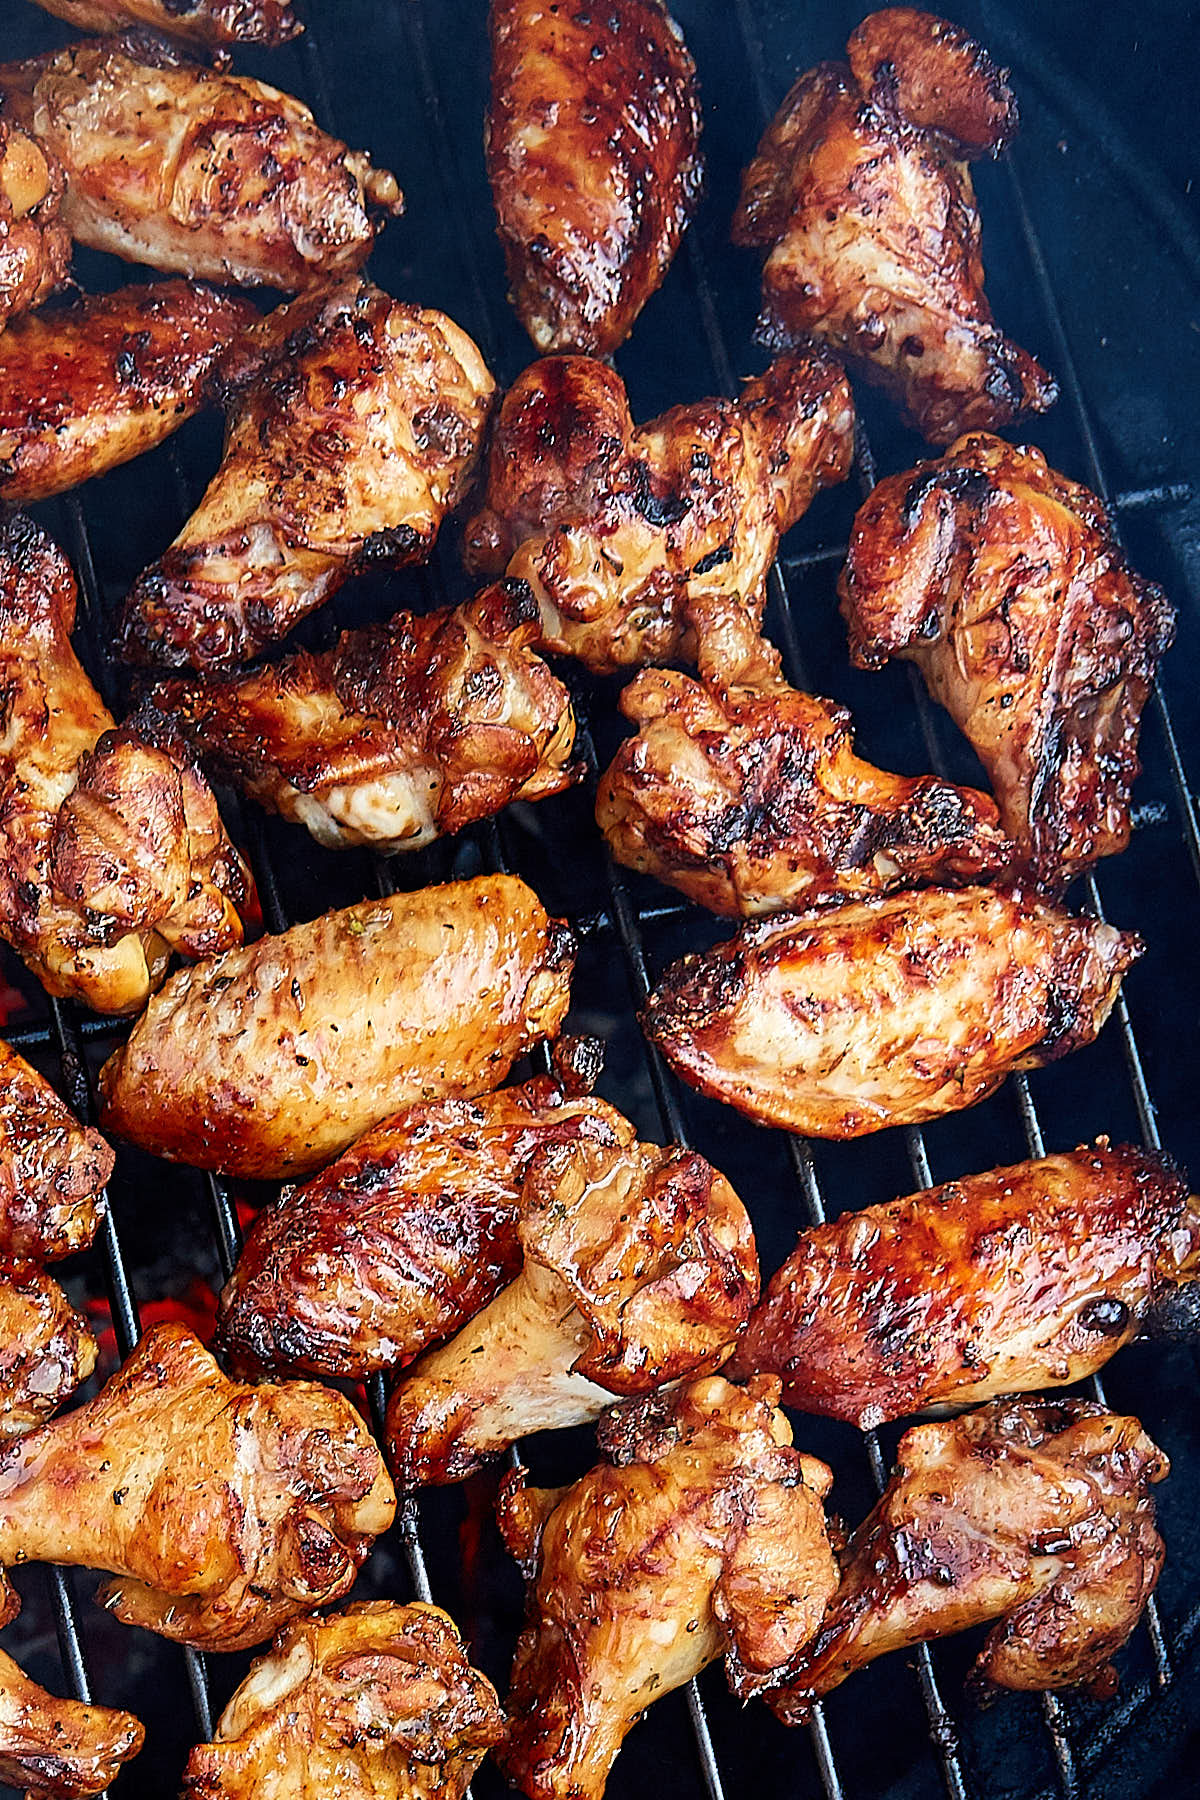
[[498, 1375, 837, 1798], [732, 8, 1055, 443], [0, 513, 253, 1015], [182, 1602, 504, 1800], [487, 0, 701, 356], [0, 120, 69, 331], [0, 1038, 112, 1263], [30, 0, 302, 47], [0, 281, 256, 505], [120, 280, 495, 671], [730, 1142, 1200, 1425], [100, 875, 575, 1179], [154, 580, 579, 851], [767, 1398, 1167, 1719], [840, 432, 1177, 887], [0, 1262, 96, 1436], [1, 36, 399, 290], [0, 1648, 143, 1800], [644, 885, 1139, 1137], [464, 350, 853, 673], [386, 1137, 758, 1488], [0, 1324, 395, 1652]]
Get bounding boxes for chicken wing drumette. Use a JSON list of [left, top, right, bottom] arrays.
[[0, 1261, 97, 1437], [30, 0, 302, 47], [0, 119, 69, 331], [732, 8, 1055, 443], [840, 432, 1176, 887], [0, 1038, 112, 1263], [0, 1649, 143, 1800]]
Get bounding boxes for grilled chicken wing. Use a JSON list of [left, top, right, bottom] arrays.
[[0, 1038, 112, 1263], [767, 1398, 1167, 1719], [0, 1324, 395, 1653], [182, 1602, 504, 1800], [99, 875, 575, 1179], [487, 0, 701, 356], [0, 1261, 96, 1436], [153, 580, 579, 851], [732, 8, 1055, 443], [0, 513, 253, 1015], [644, 885, 1139, 1137], [386, 1137, 758, 1489], [730, 1143, 1200, 1425], [0, 120, 69, 331], [840, 432, 1176, 887], [497, 1375, 837, 1799], [120, 280, 495, 671], [30, 0, 302, 47], [0, 36, 399, 290], [0, 1649, 143, 1800], [0, 281, 255, 505], [464, 350, 853, 673]]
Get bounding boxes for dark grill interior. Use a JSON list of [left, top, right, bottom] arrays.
[[2, 2, 1199, 1797]]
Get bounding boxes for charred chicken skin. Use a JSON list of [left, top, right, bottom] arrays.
[[0, 1261, 97, 1437], [99, 875, 576, 1180], [29, 0, 302, 47], [0, 1649, 143, 1800], [0, 1324, 395, 1653], [840, 432, 1177, 887], [0, 35, 400, 290], [487, 0, 702, 356], [730, 1142, 1200, 1425], [182, 1601, 504, 1800], [497, 1375, 837, 1799], [153, 580, 579, 852], [120, 280, 495, 672], [732, 8, 1056, 443], [0, 119, 69, 331], [767, 1398, 1168, 1720], [644, 884, 1139, 1137], [0, 1038, 112, 1264], [464, 350, 854, 673]]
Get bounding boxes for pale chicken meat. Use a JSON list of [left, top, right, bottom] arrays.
[[732, 8, 1056, 443], [120, 280, 496, 671], [644, 884, 1140, 1137], [0, 1037, 112, 1263], [0, 1649, 143, 1800], [0, 1261, 97, 1437], [0, 119, 69, 331], [29, 0, 302, 47]]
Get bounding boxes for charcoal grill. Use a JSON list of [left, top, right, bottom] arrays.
[[3, 1, 1199, 1796]]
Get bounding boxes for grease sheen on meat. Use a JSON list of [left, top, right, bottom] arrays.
[[0, 1037, 112, 1263], [0, 1262, 97, 1437], [0, 1649, 143, 1800], [29, 0, 302, 47], [0, 119, 69, 331]]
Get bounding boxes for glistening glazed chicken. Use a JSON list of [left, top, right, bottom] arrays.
[[385, 1136, 758, 1488], [0, 281, 256, 505], [0, 120, 69, 331], [0, 1037, 112, 1263], [730, 1142, 1200, 1425], [732, 8, 1056, 443], [487, 0, 702, 355], [0, 36, 400, 290], [497, 1376, 837, 1800], [120, 281, 496, 671], [644, 885, 1139, 1137], [0, 1650, 143, 1800], [840, 433, 1177, 887], [0, 1262, 97, 1436], [464, 351, 853, 673], [29, 0, 302, 47], [153, 580, 579, 851], [99, 875, 575, 1179], [182, 1603, 504, 1800], [766, 1399, 1167, 1720], [0, 514, 253, 1015], [0, 1324, 395, 1653]]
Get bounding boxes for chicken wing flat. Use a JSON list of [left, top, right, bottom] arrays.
[[497, 1375, 836, 1799], [0, 1648, 143, 1800], [839, 432, 1177, 887], [30, 0, 302, 47], [182, 1602, 504, 1800], [732, 8, 1055, 443], [99, 875, 576, 1179], [730, 1142, 1200, 1425], [0, 281, 256, 506], [0, 1038, 112, 1263], [120, 280, 496, 671], [766, 1398, 1167, 1720], [0, 1262, 96, 1437], [463, 350, 853, 673], [487, 0, 702, 356], [153, 580, 579, 852], [0, 1324, 395, 1653], [0, 119, 69, 331], [644, 885, 1139, 1137], [0, 36, 399, 290], [0, 513, 253, 1015]]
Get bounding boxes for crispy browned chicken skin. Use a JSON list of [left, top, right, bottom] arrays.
[[730, 1142, 1200, 1425], [464, 350, 854, 672], [0, 1261, 97, 1437], [182, 1602, 504, 1800], [0, 1648, 143, 1800], [498, 1375, 836, 1799], [0, 36, 399, 290], [840, 432, 1177, 887], [30, 0, 302, 47], [0, 119, 69, 331], [766, 1398, 1167, 1720], [487, 0, 702, 356], [0, 1324, 395, 1653], [732, 8, 1056, 443], [644, 885, 1139, 1137], [0, 1038, 112, 1264], [120, 280, 495, 672]]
